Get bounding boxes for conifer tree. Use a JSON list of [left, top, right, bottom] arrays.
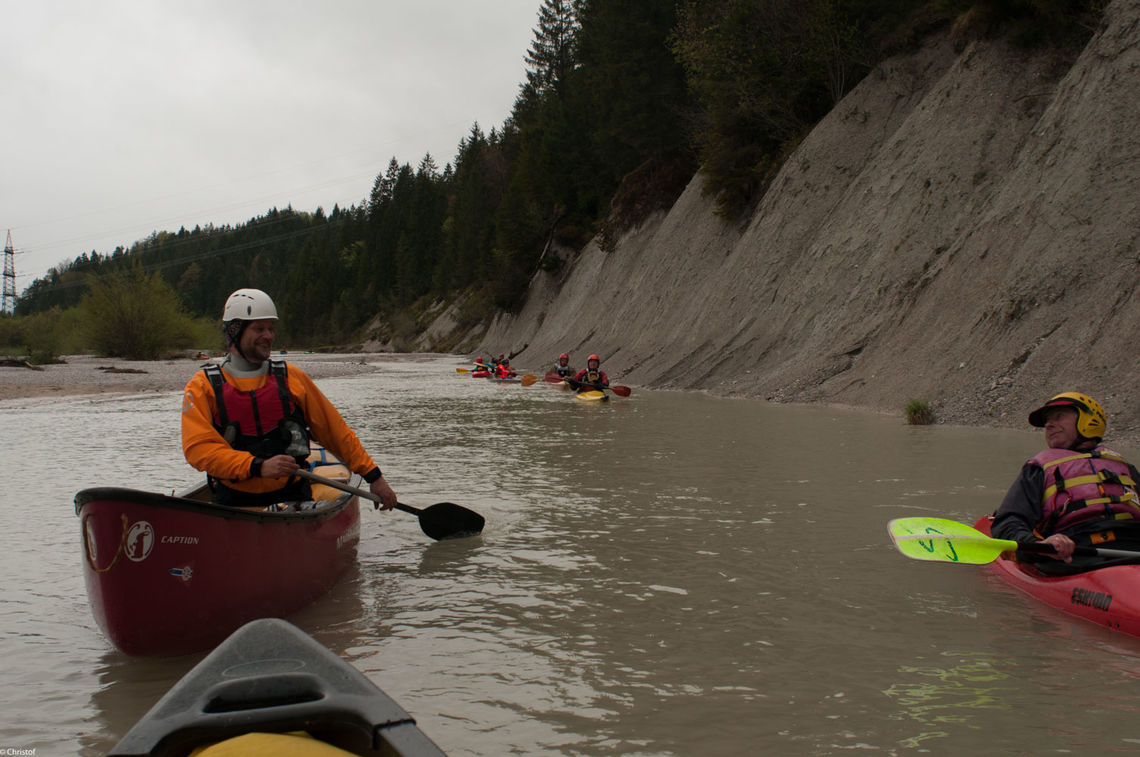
[[523, 0, 582, 98]]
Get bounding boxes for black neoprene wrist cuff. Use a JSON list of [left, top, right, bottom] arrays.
[[364, 467, 382, 483], [250, 457, 264, 477]]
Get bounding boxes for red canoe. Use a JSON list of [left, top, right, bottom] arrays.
[[76, 457, 360, 656], [974, 515, 1140, 638]]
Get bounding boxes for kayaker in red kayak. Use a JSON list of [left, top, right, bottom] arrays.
[[991, 392, 1140, 573], [181, 288, 398, 510], [572, 354, 609, 392]]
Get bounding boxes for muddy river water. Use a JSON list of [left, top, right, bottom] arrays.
[[2, 354, 1140, 755]]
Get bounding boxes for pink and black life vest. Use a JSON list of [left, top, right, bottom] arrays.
[[1032, 446, 1140, 534]]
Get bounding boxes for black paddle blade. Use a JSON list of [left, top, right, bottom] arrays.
[[418, 502, 485, 540]]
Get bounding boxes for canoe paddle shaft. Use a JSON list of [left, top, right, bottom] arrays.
[[294, 469, 484, 540]]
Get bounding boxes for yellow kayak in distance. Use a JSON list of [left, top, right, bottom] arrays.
[[575, 390, 609, 403]]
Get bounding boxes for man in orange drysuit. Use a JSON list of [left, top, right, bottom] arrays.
[[181, 288, 397, 509]]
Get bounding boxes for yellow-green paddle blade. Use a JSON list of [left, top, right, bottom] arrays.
[[887, 517, 1020, 565]]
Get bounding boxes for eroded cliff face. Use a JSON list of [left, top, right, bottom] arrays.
[[476, 0, 1140, 443]]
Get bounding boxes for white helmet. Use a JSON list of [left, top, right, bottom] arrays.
[[222, 288, 278, 322]]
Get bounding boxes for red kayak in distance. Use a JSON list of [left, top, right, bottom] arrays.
[[76, 452, 361, 656], [974, 515, 1140, 638]]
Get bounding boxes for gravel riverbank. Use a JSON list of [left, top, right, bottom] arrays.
[[0, 353, 389, 405]]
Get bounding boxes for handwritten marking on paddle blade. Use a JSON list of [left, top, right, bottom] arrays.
[[887, 517, 1014, 565]]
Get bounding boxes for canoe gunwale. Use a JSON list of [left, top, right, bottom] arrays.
[[74, 483, 357, 523]]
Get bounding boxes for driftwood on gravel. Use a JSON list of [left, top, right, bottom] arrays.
[[97, 366, 150, 375], [0, 358, 45, 371]]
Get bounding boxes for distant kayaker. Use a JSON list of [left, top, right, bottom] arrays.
[[181, 288, 398, 510], [487, 345, 527, 372], [553, 352, 574, 378], [991, 392, 1140, 572], [494, 358, 516, 379], [572, 354, 609, 392]]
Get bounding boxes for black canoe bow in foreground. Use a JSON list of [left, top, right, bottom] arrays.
[[294, 469, 485, 541], [109, 617, 447, 757]]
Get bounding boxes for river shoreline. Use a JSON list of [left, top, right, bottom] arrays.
[[0, 352, 408, 404]]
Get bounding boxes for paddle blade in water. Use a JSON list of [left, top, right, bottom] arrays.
[[610, 385, 631, 397], [520, 374, 538, 386], [419, 502, 485, 540], [887, 517, 1019, 565]]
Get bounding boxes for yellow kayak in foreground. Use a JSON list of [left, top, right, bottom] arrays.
[[575, 390, 609, 402]]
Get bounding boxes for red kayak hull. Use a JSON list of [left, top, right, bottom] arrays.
[[975, 515, 1140, 638], [76, 485, 360, 656]]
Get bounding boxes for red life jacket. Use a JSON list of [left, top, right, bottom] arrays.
[[1031, 446, 1140, 534], [204, 361, 310, 461]]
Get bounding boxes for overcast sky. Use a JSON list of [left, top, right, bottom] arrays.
[[0, 0, 541, 292]]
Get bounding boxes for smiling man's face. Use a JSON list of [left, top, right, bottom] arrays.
[[238, 319, 276, 363]]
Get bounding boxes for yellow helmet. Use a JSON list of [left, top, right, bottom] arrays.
[[1028, 392, 1106, 439]]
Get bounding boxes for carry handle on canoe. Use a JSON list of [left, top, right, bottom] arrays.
[[294, 469, 485, 541]]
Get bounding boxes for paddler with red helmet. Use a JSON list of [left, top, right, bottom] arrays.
[[552, 352, 574, 378], [571, 354, 609, 393], [991, 392, 1140, 573]]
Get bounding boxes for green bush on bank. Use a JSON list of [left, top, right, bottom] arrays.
[[78, 268, 203, 359], [0, 307, 86, 360], [1, 269, 220, 361], [905, 399, 937, 425]]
